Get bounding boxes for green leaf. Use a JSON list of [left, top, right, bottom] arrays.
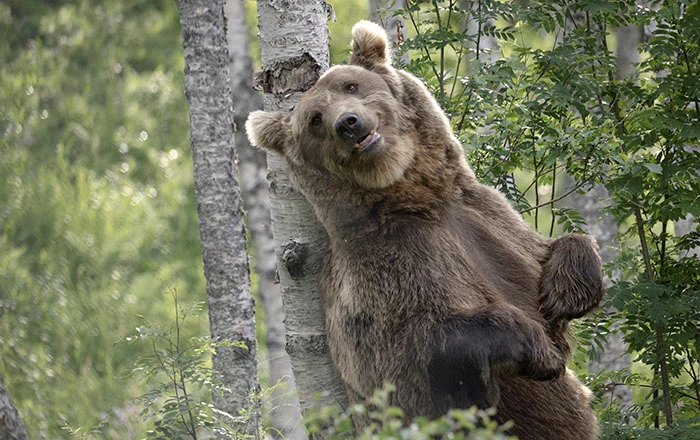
[[643, 163, 663, 174]]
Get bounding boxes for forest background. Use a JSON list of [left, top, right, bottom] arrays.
[[1, 0, 698, 439]]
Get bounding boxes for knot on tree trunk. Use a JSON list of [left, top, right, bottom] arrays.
[[286, 333, 330, 355], [254, 52, 323, 94], [281, 240, 309, 278]]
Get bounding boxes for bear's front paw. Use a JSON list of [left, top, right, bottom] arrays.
[[429, 352, 502, 410], [513, 339, 567, 382], [520, 358, 566, 381]]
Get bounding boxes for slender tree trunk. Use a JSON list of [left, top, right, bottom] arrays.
[[459, 0, 500, 64], [563, 18, 638, 413], [176, 0, 259, 435], [255, 0, 347, 412], [567, 185, 632, 411], [0, 375, 27, 440], [224, 1, 304, 438], [615, 22, 641, 79], [369, 0, 408, 65]]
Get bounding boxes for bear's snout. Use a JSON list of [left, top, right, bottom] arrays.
[[335, 112, 371, 143]]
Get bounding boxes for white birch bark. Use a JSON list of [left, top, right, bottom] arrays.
[[255, 0, 347, 413], [615, 22, 641, 79], [565, 186, 632, 411], [369, 0, 409, 65], [224, 1, 304, 438], [673, 147, 698, 258], [0, 375, 27, 440], [675, 213, 699, 257], [175, 0, 259, 435], [567, 19, 639, 411], [459, 0, 500, 64], [671, 137, 698, 260]]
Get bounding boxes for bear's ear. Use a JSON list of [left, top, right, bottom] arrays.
[[245, 110, 290, 155], [350, 20, 391, 70]]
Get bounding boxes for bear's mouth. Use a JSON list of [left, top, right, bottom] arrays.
[[355, 130, 381, 153]]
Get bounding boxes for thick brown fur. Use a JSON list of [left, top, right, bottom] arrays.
[[247, 20, 603, 440]]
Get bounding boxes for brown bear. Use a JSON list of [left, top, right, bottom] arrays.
[[247, 20, 603, 440]]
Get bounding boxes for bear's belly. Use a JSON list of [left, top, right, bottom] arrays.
[[320, 224, 546, 415]]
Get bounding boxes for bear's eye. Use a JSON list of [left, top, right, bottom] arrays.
[[345, 83, 358, 94], [309, 113, 323, 127]]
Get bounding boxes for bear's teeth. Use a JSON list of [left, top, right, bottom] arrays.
[[356, 130, 380, 151], [356, 131, 373, 146]]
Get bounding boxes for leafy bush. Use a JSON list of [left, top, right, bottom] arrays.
[[127, 289, 232, 440], [306, 384, 516, 440]]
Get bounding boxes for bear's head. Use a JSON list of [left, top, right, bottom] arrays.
[[247, 19, 470, 204], [247, 21, 439, 191]]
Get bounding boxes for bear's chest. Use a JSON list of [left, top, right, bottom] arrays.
[[321, 238, 442, 393], [325, 233, 467, 315], [324, 279, 429, 398]]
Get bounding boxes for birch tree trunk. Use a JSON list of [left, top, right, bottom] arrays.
[[369, 0, 408, 65], [224, 1, 304, 438], [673, 145, 698, 258], [615, 22, 641, 79], [565, 186, 632, 410], [176, 0, 259, 435], [559, 17, 641, 411], [458, 0, 500, 64], [255, 0, 347, 412], [0, 375, 27, 440]]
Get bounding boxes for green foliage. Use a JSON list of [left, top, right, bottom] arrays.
[[601, 0, 700, 429], [128, 289, 226, 439], [400, 0, 626, 230], [396, 0, 700, 435], [599, 417, 700, 440], [62, 289, 283, 440], [306, 384, 516, 440], [125, 289, 254, 440], [0, 0, 205, 437]]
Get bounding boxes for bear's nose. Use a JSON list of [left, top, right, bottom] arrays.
[[335, 112, 363, 141]]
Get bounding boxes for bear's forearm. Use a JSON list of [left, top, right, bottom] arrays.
[[428, 304, 568, 409]]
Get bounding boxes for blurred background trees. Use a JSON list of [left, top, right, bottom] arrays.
[[0, 0, 697, 439], [1, 0, 206, 436]]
